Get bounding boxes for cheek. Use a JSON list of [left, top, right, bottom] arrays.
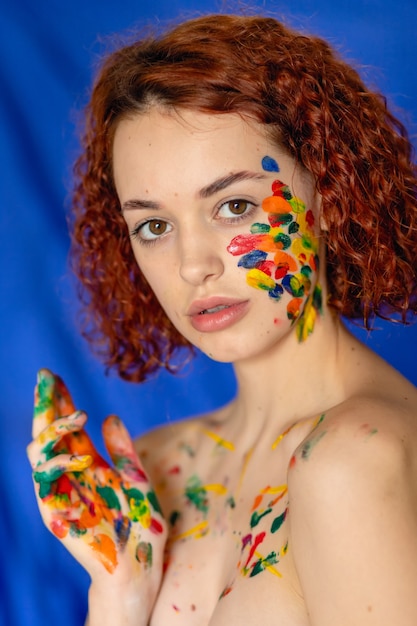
[[227, 179, 320, 325]]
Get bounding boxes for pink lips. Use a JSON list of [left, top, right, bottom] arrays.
[[187, 297, 250, 332]]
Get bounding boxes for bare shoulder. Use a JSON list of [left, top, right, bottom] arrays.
[[287, 375, 417, 624], [290, 354, 417, 475]]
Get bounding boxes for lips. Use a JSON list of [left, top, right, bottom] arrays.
[[187, 297, 249, 332]]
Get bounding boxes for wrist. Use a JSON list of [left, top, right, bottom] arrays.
[[87, 579, 153, 626]]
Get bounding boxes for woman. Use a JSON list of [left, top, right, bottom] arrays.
[[27, 14, 417, 626]]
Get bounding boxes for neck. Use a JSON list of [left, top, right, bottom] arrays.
[[225, 307, 351, 447]]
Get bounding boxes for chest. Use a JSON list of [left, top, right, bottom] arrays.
[[149, 447, 308, 625]]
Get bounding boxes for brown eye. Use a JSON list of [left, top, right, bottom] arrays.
[[135, 219, 172, 242], [218, 199, 253, 220], [229, 200, 249, 215], [148, 220, 167, 235]]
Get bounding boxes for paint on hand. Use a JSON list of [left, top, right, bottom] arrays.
[[32, 371, 164, 576], [227, 161, 322, 341], [136, 541, 153, 569], [89, 533, 118, 574]]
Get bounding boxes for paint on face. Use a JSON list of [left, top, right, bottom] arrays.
[[261, 155, 280, 172], [227, 158, 322, 341]]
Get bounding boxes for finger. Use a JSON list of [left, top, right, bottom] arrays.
[[54, 375, 76, 416], [64, 427, 110, 469], [102, 415, 148, 483], [33, 454, 93, 499], [27, 411, 87, 468], [32, 369, 58, 438]]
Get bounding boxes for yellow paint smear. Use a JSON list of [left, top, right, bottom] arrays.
[[261, 484, 287, 495], [271, 421, 302, 449], [171, 520, 209, 542], [203, 483, 228, 495], [203, 429, 235, 451]]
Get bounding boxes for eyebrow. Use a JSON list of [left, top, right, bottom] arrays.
[[120, 170, 267, 212]]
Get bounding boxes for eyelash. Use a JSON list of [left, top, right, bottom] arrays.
[[129, 198, 257, 246]]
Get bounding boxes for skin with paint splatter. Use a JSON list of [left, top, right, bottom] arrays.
[[227, 156, 322, 341], [28, 370, 166, 577]]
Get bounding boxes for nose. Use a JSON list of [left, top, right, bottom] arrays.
[[178, 226, 224, 286]]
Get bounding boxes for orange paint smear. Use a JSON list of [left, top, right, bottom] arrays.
[[51, 519, 69, 539], [262, 196, 291, 213], [273, 250, 298, 272], [89, 533, 118, 574]]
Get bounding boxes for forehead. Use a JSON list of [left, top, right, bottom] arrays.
[[112, 108, 300, 199]]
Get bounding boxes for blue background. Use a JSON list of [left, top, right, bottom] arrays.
[[1, 1, 416, 624]]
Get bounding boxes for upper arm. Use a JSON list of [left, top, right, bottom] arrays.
[[288, 418, 417, 626]]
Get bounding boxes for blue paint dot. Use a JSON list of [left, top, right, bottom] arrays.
[[268, 284, 284, 301], [261, 156, 280, 172], [237, 250, 267, 269]]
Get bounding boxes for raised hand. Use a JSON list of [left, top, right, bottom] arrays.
[[27, 369, 167, 599]]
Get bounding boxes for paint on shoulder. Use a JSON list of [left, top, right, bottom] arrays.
[[289, 413, 328, 467], [357, 423, 379, 442]]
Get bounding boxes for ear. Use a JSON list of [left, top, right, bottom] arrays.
[[319, 211, 329, 232]]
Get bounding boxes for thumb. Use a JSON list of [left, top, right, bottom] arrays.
[[102, 415, 148, 484]]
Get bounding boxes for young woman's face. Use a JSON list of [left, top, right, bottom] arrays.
[[113, 109, 322, 362]]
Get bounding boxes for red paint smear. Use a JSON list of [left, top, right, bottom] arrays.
[[271, 180, 286, 195], [273, 318, 282, 325], [220, 587, 233, 599], [150, 517, 164, 534], [289, 455, 297, 469], [50, 519, 69, 539], [256, 260, 275, 276], [227, 233, 264, 255], [55, 474, 73, 498], [306, 209, 315, 227], [244, 531, 266, 569], [172, 605, 180, 612], [309, 254, 317, 271], [168, 465, 181, 475], [275, 264, 289, 280]]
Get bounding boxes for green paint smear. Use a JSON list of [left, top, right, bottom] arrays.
[[96, 485, 121, 511], [41, 440, 56, 462], [301, 431, 327, 460], [34, 376, 54, 417], [169, 510, 181, 526], [185, 475, 208, 514], [136, 541, 153, 569], [226, 496, 236, 509], [250, 507, 273, 529], [271, 508, 287, 533], [69, 524, 87, 537], [33, 466, 65, 498], [147, 490, 162, 514], [250, 551, 278, 577], [122, 486, 144, 503], [122, 486, 150, 522]]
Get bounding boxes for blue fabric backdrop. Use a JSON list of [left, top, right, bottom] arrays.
[[1, 1, 416, 624]]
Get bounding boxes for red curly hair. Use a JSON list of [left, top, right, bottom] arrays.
[[71, 14, 417, 382]]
